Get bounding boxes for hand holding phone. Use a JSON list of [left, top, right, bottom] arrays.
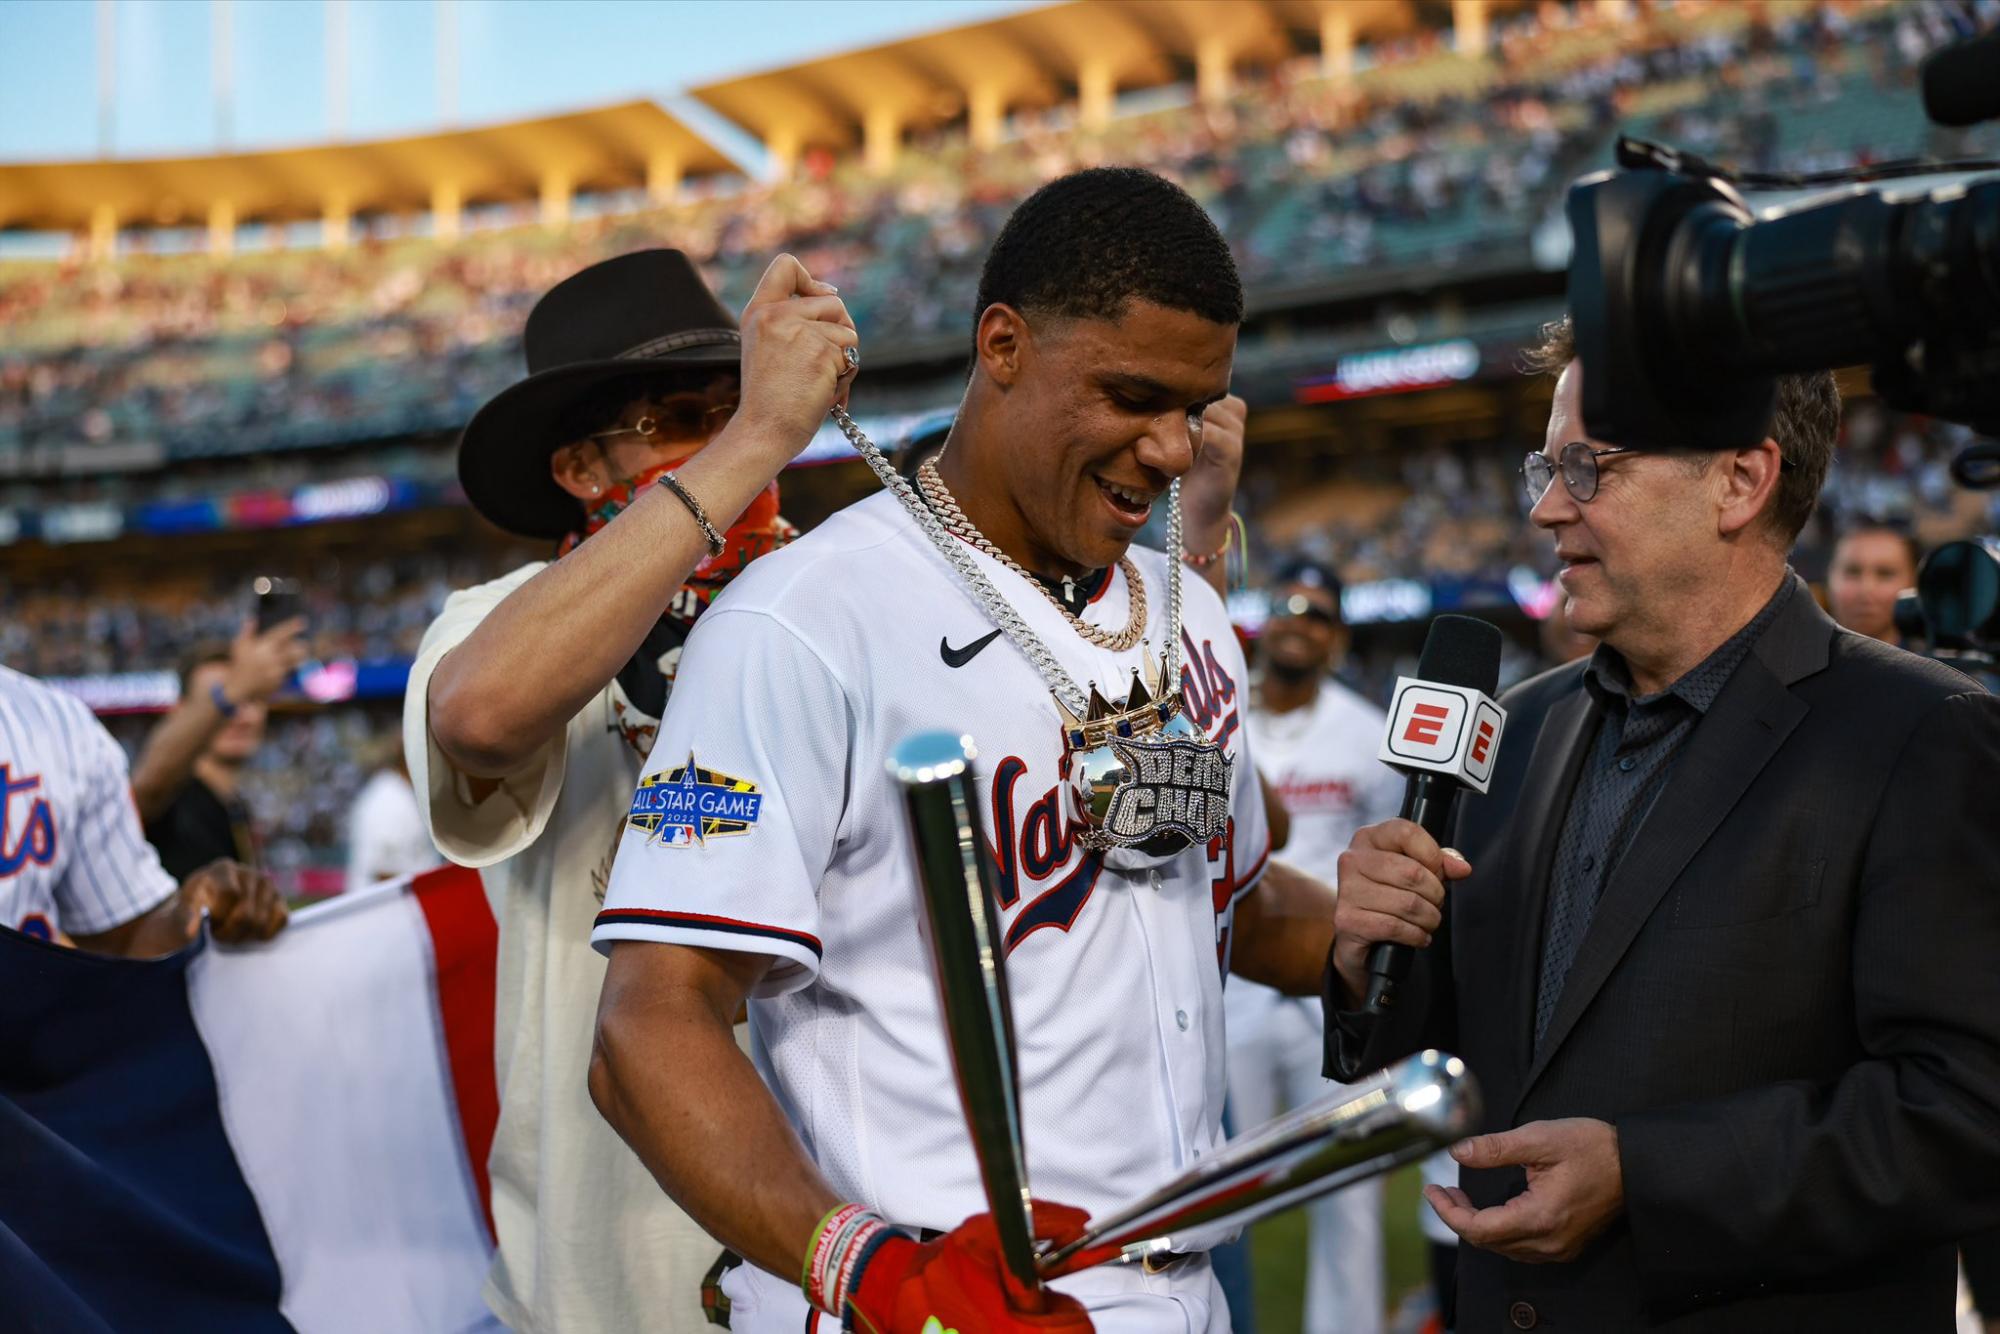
[[224, 578, 311, 708]]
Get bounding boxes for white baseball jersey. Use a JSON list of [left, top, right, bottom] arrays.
[[1227, 676, 1402, 1038], [0, 664, 178, 941], [593, 489, 1270, 1332], [1252, 677, 1404, 880], [1225, 676, 1403, 1334]]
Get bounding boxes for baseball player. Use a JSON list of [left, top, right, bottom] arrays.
[[589, 168, 1341, 1334], [0, 663, 286, 956], [1226, 560, 1402, 1334]]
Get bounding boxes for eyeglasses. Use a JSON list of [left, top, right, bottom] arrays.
[[588, 394, 738, 447], [1522, 439, 1796, 504], [1273, 592, 1339, 627], [1522, 441, 1639, 504]]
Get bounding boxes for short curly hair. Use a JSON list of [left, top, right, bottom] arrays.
[[974, 167, 1243, 347], [1526, 316, 1840, 544]]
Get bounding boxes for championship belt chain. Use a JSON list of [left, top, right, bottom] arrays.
[[830, 405, 1232, 855]]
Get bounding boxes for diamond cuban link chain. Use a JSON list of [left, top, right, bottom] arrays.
[[826, 405, 1186, 719]]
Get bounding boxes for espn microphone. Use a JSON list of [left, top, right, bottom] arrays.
[[1362, 615, 1505, 1017]]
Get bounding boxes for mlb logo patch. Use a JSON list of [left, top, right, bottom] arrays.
[[628, 753, 764, 847]]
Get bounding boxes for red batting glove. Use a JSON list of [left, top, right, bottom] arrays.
[[846, 1201, 1097, 1334]]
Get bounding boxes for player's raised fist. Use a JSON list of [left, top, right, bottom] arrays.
[[726, 253, 860, 460]]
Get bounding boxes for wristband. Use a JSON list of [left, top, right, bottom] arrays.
[[209, 682, 239, 719], [802, 1202, 894, 1318]]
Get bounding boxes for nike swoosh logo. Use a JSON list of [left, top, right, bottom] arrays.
[[940, 629, 1003, 668]]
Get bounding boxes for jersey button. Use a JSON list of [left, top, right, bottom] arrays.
[[1175, 1009, 1190, 1031], [1148, 870, 1164, 892]]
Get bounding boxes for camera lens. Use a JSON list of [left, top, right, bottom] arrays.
[[1916, 537, 2000, 645]]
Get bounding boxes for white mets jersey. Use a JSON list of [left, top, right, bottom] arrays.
[[0, 665, 178, 941], [1227, 676, 1404, 1117], [593, 489, 1270, 1330]]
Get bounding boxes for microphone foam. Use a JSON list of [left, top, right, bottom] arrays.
[[1416, 615, 1503, 697]]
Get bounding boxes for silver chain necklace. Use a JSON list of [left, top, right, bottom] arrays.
[[827, 405, 1185, 719], [915, 457, 1147, 652]]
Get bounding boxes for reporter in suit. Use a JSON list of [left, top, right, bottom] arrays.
[[1325, 319, 2000, 1332]]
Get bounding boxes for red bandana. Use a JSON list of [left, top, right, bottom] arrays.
[[559, 464, 797, 625]]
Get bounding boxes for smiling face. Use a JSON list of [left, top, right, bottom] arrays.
[[1828, 528, 1917, 642], [967, 299, 1237, 574], [1531, 361, 1727, 647]]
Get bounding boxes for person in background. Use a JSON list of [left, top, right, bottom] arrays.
[[1826, 517, 1920, 645], [344, 738, 440, 894], [1228, 558, 1402, 1334], [132, 619, 308, 880], [1, 663, 287, 956]]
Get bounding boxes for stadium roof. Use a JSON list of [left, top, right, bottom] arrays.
[[2, 0, 1546, 253], [690, 0, 1447, 168], [0, 99, 735, 244]]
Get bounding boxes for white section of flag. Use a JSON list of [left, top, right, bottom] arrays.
[[187, 878, 496, 1334]]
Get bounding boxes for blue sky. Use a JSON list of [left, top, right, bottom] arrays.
[[0, 0, 1043, 163]]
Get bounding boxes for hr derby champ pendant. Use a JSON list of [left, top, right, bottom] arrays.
[[1058, 653, 1232, 856]]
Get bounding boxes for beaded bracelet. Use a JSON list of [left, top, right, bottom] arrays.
[[658, 470, 725, 557], [1181, 519, 1234, 570]]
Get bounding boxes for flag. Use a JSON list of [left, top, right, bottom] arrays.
[[0, 865, 501, 1333]]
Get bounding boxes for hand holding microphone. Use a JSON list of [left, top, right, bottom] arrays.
[[1333, 615, 1504, 1015]]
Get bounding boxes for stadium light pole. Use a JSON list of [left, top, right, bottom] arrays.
[[437, 0, 458, 127], [213, 0, 233, 149], [327, 0, 348, 140], [96, 0, 115, 157]]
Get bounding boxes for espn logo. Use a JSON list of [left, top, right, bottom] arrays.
[[1378, 680, 1507, 794]]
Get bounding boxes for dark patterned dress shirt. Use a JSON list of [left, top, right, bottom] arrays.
[[1532, 576, 1796, 1048]]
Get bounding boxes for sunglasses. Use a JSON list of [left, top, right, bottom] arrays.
[[588, 393, 739, 447], [1273, 592, 1339, 627]]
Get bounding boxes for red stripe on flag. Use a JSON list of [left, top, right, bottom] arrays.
[[411, 863, 500, 1246]]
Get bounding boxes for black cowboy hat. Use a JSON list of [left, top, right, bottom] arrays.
[[458, 249, 741, 539]]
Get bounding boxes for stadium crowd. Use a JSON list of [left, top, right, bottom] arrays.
[[8, 402, 1988, 892], [0, 0, 1979, 464]]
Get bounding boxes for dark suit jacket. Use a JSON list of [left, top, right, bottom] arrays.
[[1328, 579, 2000, 1332]]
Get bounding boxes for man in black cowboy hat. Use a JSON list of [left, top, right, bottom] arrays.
[[402, 248, 858, 1334]]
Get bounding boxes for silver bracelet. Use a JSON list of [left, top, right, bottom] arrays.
[[658, 471, 725, 557]]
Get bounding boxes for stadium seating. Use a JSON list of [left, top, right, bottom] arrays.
[[0, 0, 1968, 467]]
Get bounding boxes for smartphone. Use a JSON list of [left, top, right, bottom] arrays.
[[252, 576, 305, 632]]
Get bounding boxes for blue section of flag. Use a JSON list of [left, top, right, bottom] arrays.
[[0, 926, 294, 1333]]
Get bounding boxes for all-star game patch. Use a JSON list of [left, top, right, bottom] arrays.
[[628, 753, 764, 847]]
